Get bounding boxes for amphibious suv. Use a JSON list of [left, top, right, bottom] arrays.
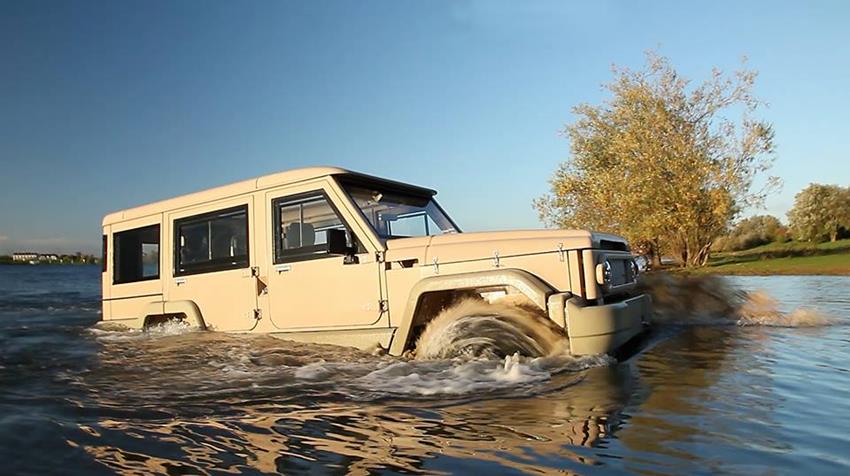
[[101, 167, 650, 355]]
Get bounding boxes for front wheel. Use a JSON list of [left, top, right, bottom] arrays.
[[414, 298, 569, 360]]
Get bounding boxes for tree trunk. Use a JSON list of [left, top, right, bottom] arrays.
[[649, 239, 663, 268], [680, 245, 690, 267], [695, 242, 713, 267], [652, 253, 662, 268]]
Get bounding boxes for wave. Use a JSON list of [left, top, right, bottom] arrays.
[[88, 319, 200, 342]]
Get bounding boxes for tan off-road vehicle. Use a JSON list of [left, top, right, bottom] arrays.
[[101, 167, 650, 356]]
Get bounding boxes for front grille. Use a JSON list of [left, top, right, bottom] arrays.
[[595, 252, 638, 296], [607, 257, 634, 287]]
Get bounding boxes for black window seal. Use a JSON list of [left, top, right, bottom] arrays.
[[272, 190, 363, 264], [173, 204, 250, 277]]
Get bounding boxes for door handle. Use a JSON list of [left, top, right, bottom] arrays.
[[274, 264, 292, 273], [242, 266, 261, 278], [174, 277, 187, 286]]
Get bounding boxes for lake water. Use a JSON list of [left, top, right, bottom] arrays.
[[1, 265, 849, 475]]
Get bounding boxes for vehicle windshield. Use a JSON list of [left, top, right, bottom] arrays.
[[343, 182, 459, 239]]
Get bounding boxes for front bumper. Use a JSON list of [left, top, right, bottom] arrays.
[[566, 294, 651, 355]]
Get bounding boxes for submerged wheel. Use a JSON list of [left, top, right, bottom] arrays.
[[413, 298, 568, 360]]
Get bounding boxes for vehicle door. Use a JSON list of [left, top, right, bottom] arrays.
[[264, 187, 386, 330], [165, 198, 259, 331], [105, 216, 164, 323]]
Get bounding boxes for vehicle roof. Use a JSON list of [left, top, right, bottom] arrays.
[[102, 166, 437, 226]]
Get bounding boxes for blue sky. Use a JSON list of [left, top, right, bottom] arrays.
[[1, 0, 849, 254]]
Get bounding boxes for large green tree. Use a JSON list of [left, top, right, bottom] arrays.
[[787, 184, 850, 242], [535, 52, 778, 267]]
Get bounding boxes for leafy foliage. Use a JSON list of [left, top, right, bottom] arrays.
[[787, 184, 850, 242], [535, 52, 778, 267], [714, 215, 788, 251]]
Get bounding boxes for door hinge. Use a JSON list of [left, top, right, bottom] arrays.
[[379, 299, 389, 313], [252, 309, 262, 320], [376, 251, 386, 263]]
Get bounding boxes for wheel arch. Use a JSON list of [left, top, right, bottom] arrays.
[[142, 300, 207, 329], [387, 268, 554, 356]]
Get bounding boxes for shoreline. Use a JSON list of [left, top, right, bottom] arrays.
[[663, 240, 850, 276], [672, 268, 850, 277]]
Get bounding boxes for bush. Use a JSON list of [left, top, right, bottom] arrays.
[[715, 215, 788, 252]]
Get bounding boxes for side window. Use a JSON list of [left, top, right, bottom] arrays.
[[273, 193, 358, 263], [113, 224, 160, 284], [174, 205, 249, 276]]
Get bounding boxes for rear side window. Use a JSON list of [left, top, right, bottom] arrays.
[[102, 235, 107, 273], [174, 205, 249, 276], [113, 225, 160, 284]]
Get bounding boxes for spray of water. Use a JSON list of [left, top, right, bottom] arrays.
[[88, 318, 199, 342], [414, 298, 570, 360], [736, 290, 829, 327], [639, 273, 829, 327]]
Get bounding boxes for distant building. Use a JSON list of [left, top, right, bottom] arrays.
[[12, 252, 61, 262], [12, 252, 39, 262], [10, 251, 93, 264]]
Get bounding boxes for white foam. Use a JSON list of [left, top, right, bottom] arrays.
[[88, 319, 198, 342], [351, 356, 545, 396], [349, 352, 610, 397]]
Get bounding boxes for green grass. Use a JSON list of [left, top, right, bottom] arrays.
[[693, 239, 850, 275]]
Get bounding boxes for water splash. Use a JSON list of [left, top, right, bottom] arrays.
[[640, 273, 830, 327], [352, 354, 552, 397], [736, 291, 829, 327], [88, 318, 199, 342], [414, 298, 570, 360]]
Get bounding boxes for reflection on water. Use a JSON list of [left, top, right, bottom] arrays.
[[71, 364, 635, 474], [2, 266, 850, 475]]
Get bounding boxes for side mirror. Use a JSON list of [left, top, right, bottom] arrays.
[[325, 229, 350, 256]]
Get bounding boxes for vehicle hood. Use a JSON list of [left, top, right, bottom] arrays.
[[384, 229, 628, 264]]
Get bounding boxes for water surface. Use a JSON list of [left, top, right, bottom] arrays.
[[1, 265, 848, 474]]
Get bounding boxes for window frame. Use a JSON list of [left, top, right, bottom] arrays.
[[272, 190, 362, 264], [112, 224, 161, 285], [173, 204, 250, 277]]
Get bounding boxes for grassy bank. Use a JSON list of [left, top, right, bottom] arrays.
[[688, 239, 850, 275]]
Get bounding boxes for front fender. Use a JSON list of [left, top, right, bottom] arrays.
[[387, 268, 554, 356]]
